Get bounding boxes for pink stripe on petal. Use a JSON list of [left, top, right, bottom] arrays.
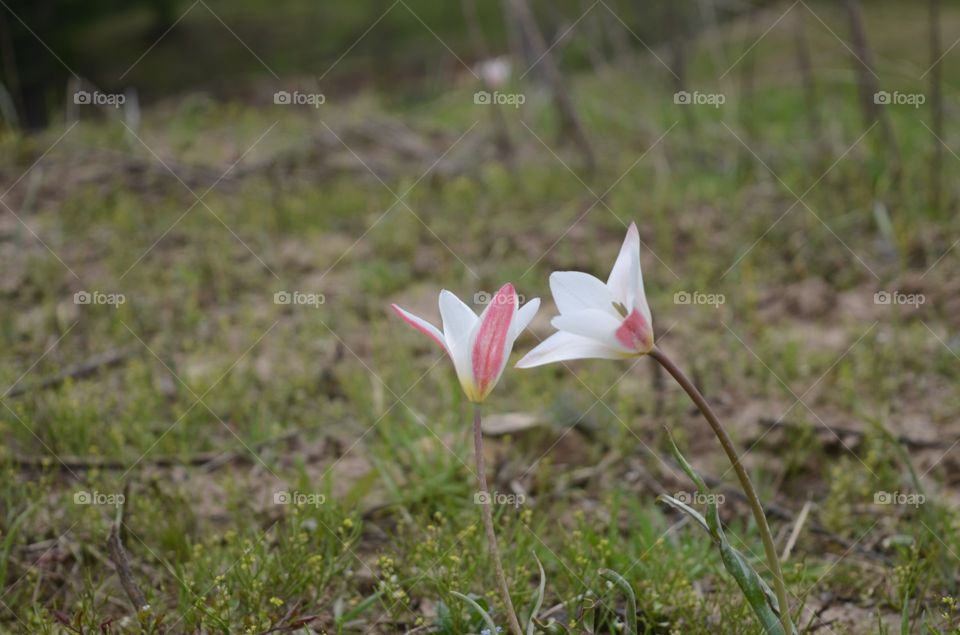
[[391, 304, 448, 353], [614, 308, 654, 353], [471, 283, 517, 396]]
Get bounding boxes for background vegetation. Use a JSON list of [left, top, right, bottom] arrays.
[[1, 0, 958, 632]]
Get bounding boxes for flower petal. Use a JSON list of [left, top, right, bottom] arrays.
[[439, 290, 477, 347], [515, 331, 628, 368], [439, 290, 479, 394], [391, 304, 447, 353], [606, 222, 652, 325], [471, 283, 518, 400], [551, 308, 626, 351], [607, 222, 639, 303], [614, 308, 654, 353], [549, 271, 613, 315], [509, 297, 540, 341]]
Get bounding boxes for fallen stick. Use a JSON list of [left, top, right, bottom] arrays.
[[106, 488, 148, 613], [11, 426, 316, 472], [6, 348, 136, 398], [757, 417, 950, 450], [12, 451, 225, 472], [781, 500, 812, 561]]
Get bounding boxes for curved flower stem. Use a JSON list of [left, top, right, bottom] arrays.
[[649, 347, 793, 635], [473, 403, 524, 635]]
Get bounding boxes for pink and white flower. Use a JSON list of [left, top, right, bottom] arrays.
[[392, 283, 540, 403], [516, 223, 653, 368]]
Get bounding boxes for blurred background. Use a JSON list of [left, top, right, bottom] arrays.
[[2, 0, 960, 633], [4, 0, 762, 127]]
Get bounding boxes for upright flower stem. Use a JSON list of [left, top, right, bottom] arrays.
[[473, 403, 524, 635], [649, 347, 793, 635]]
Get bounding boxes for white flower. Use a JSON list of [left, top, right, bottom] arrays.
[[516, 223, 653, 368], [393, 283, 539, 402]]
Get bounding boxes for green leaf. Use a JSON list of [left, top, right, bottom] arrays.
[[451, 591, 499, 634], [526, 551, 547, 635], [0, 505, 31, 596], [335, 590, 383, 628], [656, 494, 711, 534], [598, 568, 638, 635], [661, 430, 792, 635]]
